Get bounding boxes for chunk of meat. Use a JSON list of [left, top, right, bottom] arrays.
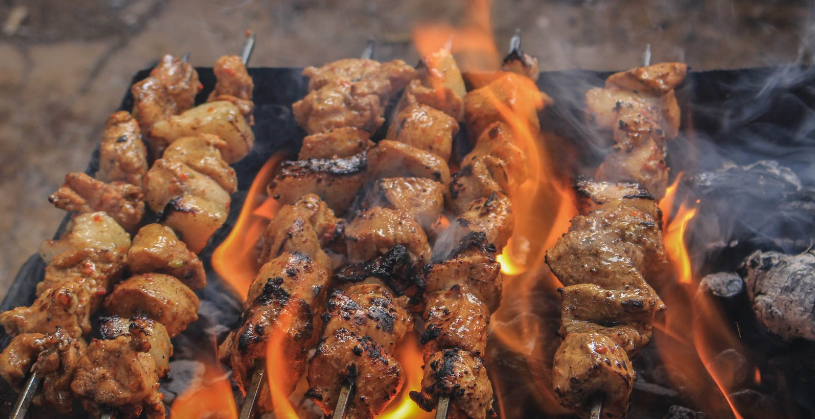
[[345, 207, 432, 266], [97, 111, 148, 188], [410, 349, 493, 419], [448, 155, 511, 214], [162, 134, 238, 194], [307, 328, 404, 419], [422, 285, 489, 357], [207, 55, 254, 124], [298, 127, 375, 160], [220, 252, 329, 393], [387, 102, 459, 161], [423, 232, 502, 313], [605, 62, 688, 96], [143, 158, 231, 213], [322, 284, 413, 353], [268, 153, 367, 215], [585, 86, 679, 144], [461, 122, 528, 195], [127, 223, 206, 290], [161, 194, 228, 253], [303, 58, 416, 96], [464, 72, 550, 141], [451, 192, 514, 252], [402, 79, 464, 122], [0, 333, 48, 387], [71, 334, 165, 419], [552, 332, 634, 419], [36, 248, 124, 302], [48, 172, 145, 233], [150, 101, 255, 164], [501, 50, 540, 81], [39, 212, 131, 264], [99, 316, 173, 379], [334, 245, 422, 298], [104, 273, 199, 337], [365, 177, 445, 231], [405, 48, 466, 120], [0, 281, 95, 337], [149, 54, 200, 111], [367, 140, 451, 186], [573, 175, 654, 215], [596, 137, 669, 200]]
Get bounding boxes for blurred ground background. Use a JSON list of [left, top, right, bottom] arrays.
[[1, 0, 814, 295]]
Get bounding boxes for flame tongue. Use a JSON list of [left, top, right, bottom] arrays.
[[170, 362, 238, 419]]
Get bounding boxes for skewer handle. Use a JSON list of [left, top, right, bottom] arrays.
[[241, 31, 256, 65], [589, 397, 603, 419], [435, 395, 450, 419], [332, 382, 354, 419], [239, 365, 266, 419], [9, 371, 41, 419]]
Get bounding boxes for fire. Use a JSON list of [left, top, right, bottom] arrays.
[[212, 154, 284, 299], [170, 361, 238, 419], [265, 305, 301, 419], [378, 334, 434, 419], [663, 202, 698, 284]]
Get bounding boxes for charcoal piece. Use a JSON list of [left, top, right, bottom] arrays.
[[729, 389, 783, 419], [705, 349, 748, 390], [741, 250, 815, 341], [663, 405, 706, 419], [699, 272, 744, 299]]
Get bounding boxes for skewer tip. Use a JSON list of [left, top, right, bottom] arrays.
[[332, 382, 354, 419], [360, 38, 375, 60], [10, 370, 41, 419], [238, 365, 266, 419], [101, 412, 113, 419], [589, 397, 603, 419], [642, 43, 652, 67], [241, 30, 256, 66], [435, 395, 450, 419], [180, 52, 191, 63], [509, 28, 521, 54]]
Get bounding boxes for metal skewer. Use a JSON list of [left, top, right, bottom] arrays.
[[508, 28, 522, 55], [589, 397, 603, 419], [239, 362, 266, 419], [360, 38, 375, 60], [642, 43, 651, 67], [242, 31, 256, 65], [332, 382, 354, 419], [100, 412, 113, 419], [435, 395, 450, 419], [181, 52, 191, 63], [9, 370, 41, 419]]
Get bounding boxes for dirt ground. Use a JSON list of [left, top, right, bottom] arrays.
[[1, 0, 813, 294]]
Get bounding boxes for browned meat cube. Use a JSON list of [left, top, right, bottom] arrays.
[[410, 348, 493, 419], [98, 316, 173, 379], [104, 273, 199, 337], [573, 176, 653, 215], [0, 280, 95, 338], [501, 50, 540, 81], [596, 137, 669, 200], [387, 102, 459, 161], [298, 127, 375, 160], [127, 224, 206, 290], [365, 177, 445, 231], [367, 140, 452, 186], [307, 328, 404, 419], [207, 55, 254, 123], [461, 121, 528, 195], [161, 194, 228, 254], [447, 155, 510, 214], [402, 79, 464, 122], [464, 72, 550, 141], [48, 172, 145, 233], [606, 62, 688, 97], [345, 207, 432, 266], [334, 245, 421, 298], [422, 285, 489, 357], [143, 158, 231, 213], [97, 111, 148, 188], [162, 133, 238, 194], [451, 192, 514, 252], [38, 212, 131, 264]]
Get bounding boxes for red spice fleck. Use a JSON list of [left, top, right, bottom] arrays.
[[595, 345, 607, 354], [198, 83, 204, 91], [93, 215, 102, 222]]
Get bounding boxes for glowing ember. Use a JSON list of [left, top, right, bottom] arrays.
[[170, 362, 238, 419], [378, 334, 433, 419], [212, 154, 284, 299]]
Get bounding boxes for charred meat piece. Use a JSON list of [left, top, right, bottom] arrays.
[[71, 323, 167, 419], [345, 206, 432, 266], [161, 194, 228, 254], [298, 127, 375, 160], [103, 273, 199, 337], [97, 111, 148, 188], [307, 328, 404, 419], [461, 121, 528, 196], [98, 316, 173, 379], [387, 102, 459, 161], [322, 284, 413, 353], [464, 72, 550, 141], [552, 332, 634, 419], [423, 232, 502, 313], [367, 140, 452, 186], [448, 155, 511, 215], [126, 223, 206, 290], [268, 153, 367, 215], [410, 348, 493, 419], [573, 175, 654, 215], [220, 252, 329, 393], [143, 158, 231, 213], [48, 173, 145, 233], [334, 245, 421, 298], [365, 177, 445, 231], [451, 192, 514, 252], [421, 285, 489, 357], [150, 101, 255, 164], [38, 212, 131, 264], [207, 55, 255, 124], [162, 134, 238, 194]]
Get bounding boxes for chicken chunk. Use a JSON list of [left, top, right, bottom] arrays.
[[97, 111, 148, 188], [422, 285, 489, 357], [149, 54, 200, 111], [36, 248, 124, 303], [605, 62, 688, 97], [307, 328, 404, 419], [501, 50, 540, 81], [322, 284, 413, 353], [464, 72, 550, 141], [451, 192, 514, 252], [143, 158, 231, 213], [423, 232, 502, 313], [104, 273, 199, 337], [447, 155, 511, 214], [573, 175, 653, 215], [303, 58, 416, 95], [404, 48, 466, 120], [161, 194, 228, 253], [0, 281, 95, 337], [387, 102, 459, 161], [298, 127, 375, 160], [410, 349, 493, 419], [345, 207, 432, 266], [162, 134, 238, 194], [127, 223, 206, 290], [552, 332, 634, 419], [367, 140, 451, 186], [596, 137, 669, 200], [0, 333, 48, 390], [365, 177, 445, 231], [38, 212, 131, 264], [461, 122, 528, 195], [207, 55, 254, 124], [402, 79, 464, 122], [268, 153, 367, 215], [150, 101, 255, 164], [334, 245, 422, 298], [99, 316, 173, 379], [48, 172, 145, 233]]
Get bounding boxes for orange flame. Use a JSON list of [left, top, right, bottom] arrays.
[[378, 334, 434, 419], [662, 202, 698, 284], [170, 361, 238, 419], [212, 154, 284, 299], [265, 305, 302, 419]]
